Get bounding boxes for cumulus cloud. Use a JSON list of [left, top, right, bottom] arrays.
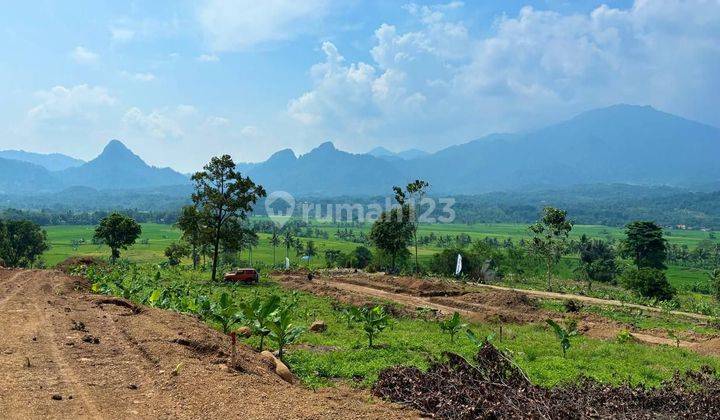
[[123, 106, 187, 139], [122, 105, 228, 140], [197, 0, 330, 51], [197, 53, 220, 62], [110, 27, 135, 42], [27, 85, 115, 121], [288, 0, 720, 149], [240, 125, 259, 136], [121, 71, 157, 82], [70, 46, 99, 64]]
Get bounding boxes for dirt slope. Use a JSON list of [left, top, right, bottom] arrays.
[[0, 269, 413, 419]]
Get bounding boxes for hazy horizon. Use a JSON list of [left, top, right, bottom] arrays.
[[1, 0, 719, 172]]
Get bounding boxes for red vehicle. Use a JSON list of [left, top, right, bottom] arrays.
[[223, 268, 259, 284]]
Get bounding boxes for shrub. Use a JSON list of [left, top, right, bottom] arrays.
[[438, 312, 467, 343], [357, 306, 391, 347], [621, 267, 675, 301], [164, 242, 190, 266], [546, 319, 578, 358]]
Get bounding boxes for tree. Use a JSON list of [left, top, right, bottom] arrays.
[[93, 213, 142, 262], [305, 240, 317, 265], [369, 206, 413, 273], [0, 219, 49, 267], [270, 227, 280, 265], [394, 180, 430, 273], [242, 228, 259, 265], [175, 205, 204, 269], [577, 238, 617, 290], [528, 207, 573, 290], [165, 242, 190, 266], [191, 155, 266, 281], [621, 221, 667, 270], [621, 267, 675, 300], [282, 229, 295, 261], [353, 246, 373, 269], [710, 268, 720, 301]]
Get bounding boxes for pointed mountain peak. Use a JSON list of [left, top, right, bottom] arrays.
[[314, 141, 337, 152], [267, 148, 296, 162], [367, 146, 395, 157], [97, 139, 142, 161]]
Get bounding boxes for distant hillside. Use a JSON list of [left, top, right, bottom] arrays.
[[0, 150, 84, 171], [400, 105, 720, 194], [246, 142, 405, 196], [366, 146, 429, 161], [1, 104, 719, 200], [58, 140, 189, 190], [0, 158, 60, 193]]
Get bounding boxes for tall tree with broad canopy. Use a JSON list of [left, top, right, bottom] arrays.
[[621, 221, 667, 270], [0, 219, 49, 267], [94, 213, 142, 262], [528, 207, 573, 290], [393, 179, 430, 273], [369, 205, 414, 273], [191, 155, 266, 281]]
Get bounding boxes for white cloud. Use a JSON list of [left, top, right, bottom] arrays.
[[123, 106, 186, 139], [240, 125, 259, 136], [197, 53, 220, 62], [70, 46, 99, 64], [287, 0, 720, 149], [205, 116, 231, 127], [197, 0, 330, 51], [27, 85, 115, 122], [110, 27, 135, 42], [122, 71, 157, 82]]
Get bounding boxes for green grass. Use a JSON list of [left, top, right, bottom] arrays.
[[42, 221, 717, 314], [88, 264, 720, 389], [43, 224, 181, 266]]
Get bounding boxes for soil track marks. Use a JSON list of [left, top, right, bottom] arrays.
[[276, 270, 720, 356], [0, 269, 412, 419]]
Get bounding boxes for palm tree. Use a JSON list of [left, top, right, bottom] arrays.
[[305, 240, 317, 266], [270, 227, 280, 265], [242, 228, 259, 266], [282, 229, 295, 261]]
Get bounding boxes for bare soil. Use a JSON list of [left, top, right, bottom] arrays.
[[276, 270, 720, 356], [0, 269, 414, 419]]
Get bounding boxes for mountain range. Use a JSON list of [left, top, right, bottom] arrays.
[[1, 104, 719, 198], [0, 140, 188, 194]]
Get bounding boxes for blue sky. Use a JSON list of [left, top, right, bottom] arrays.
[[0, 0, 717, 172]]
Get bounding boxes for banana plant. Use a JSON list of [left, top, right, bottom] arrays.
[[239, 294, 281, 351], [358, 306, 390, 348], [546, 319, 579, 358], [209, 292, 243, 334], [438, 312, 467, 343], [268, 303, 305, 360], [466, 328, 495, 347]]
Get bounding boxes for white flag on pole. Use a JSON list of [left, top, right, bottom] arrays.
[[455, 254, 462, 276]]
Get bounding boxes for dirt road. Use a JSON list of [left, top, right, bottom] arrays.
[[0, 269, 412, 419]]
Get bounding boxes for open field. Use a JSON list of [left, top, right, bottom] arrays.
[[81, 264, 720, 392], [42, 221, 717, 295]]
